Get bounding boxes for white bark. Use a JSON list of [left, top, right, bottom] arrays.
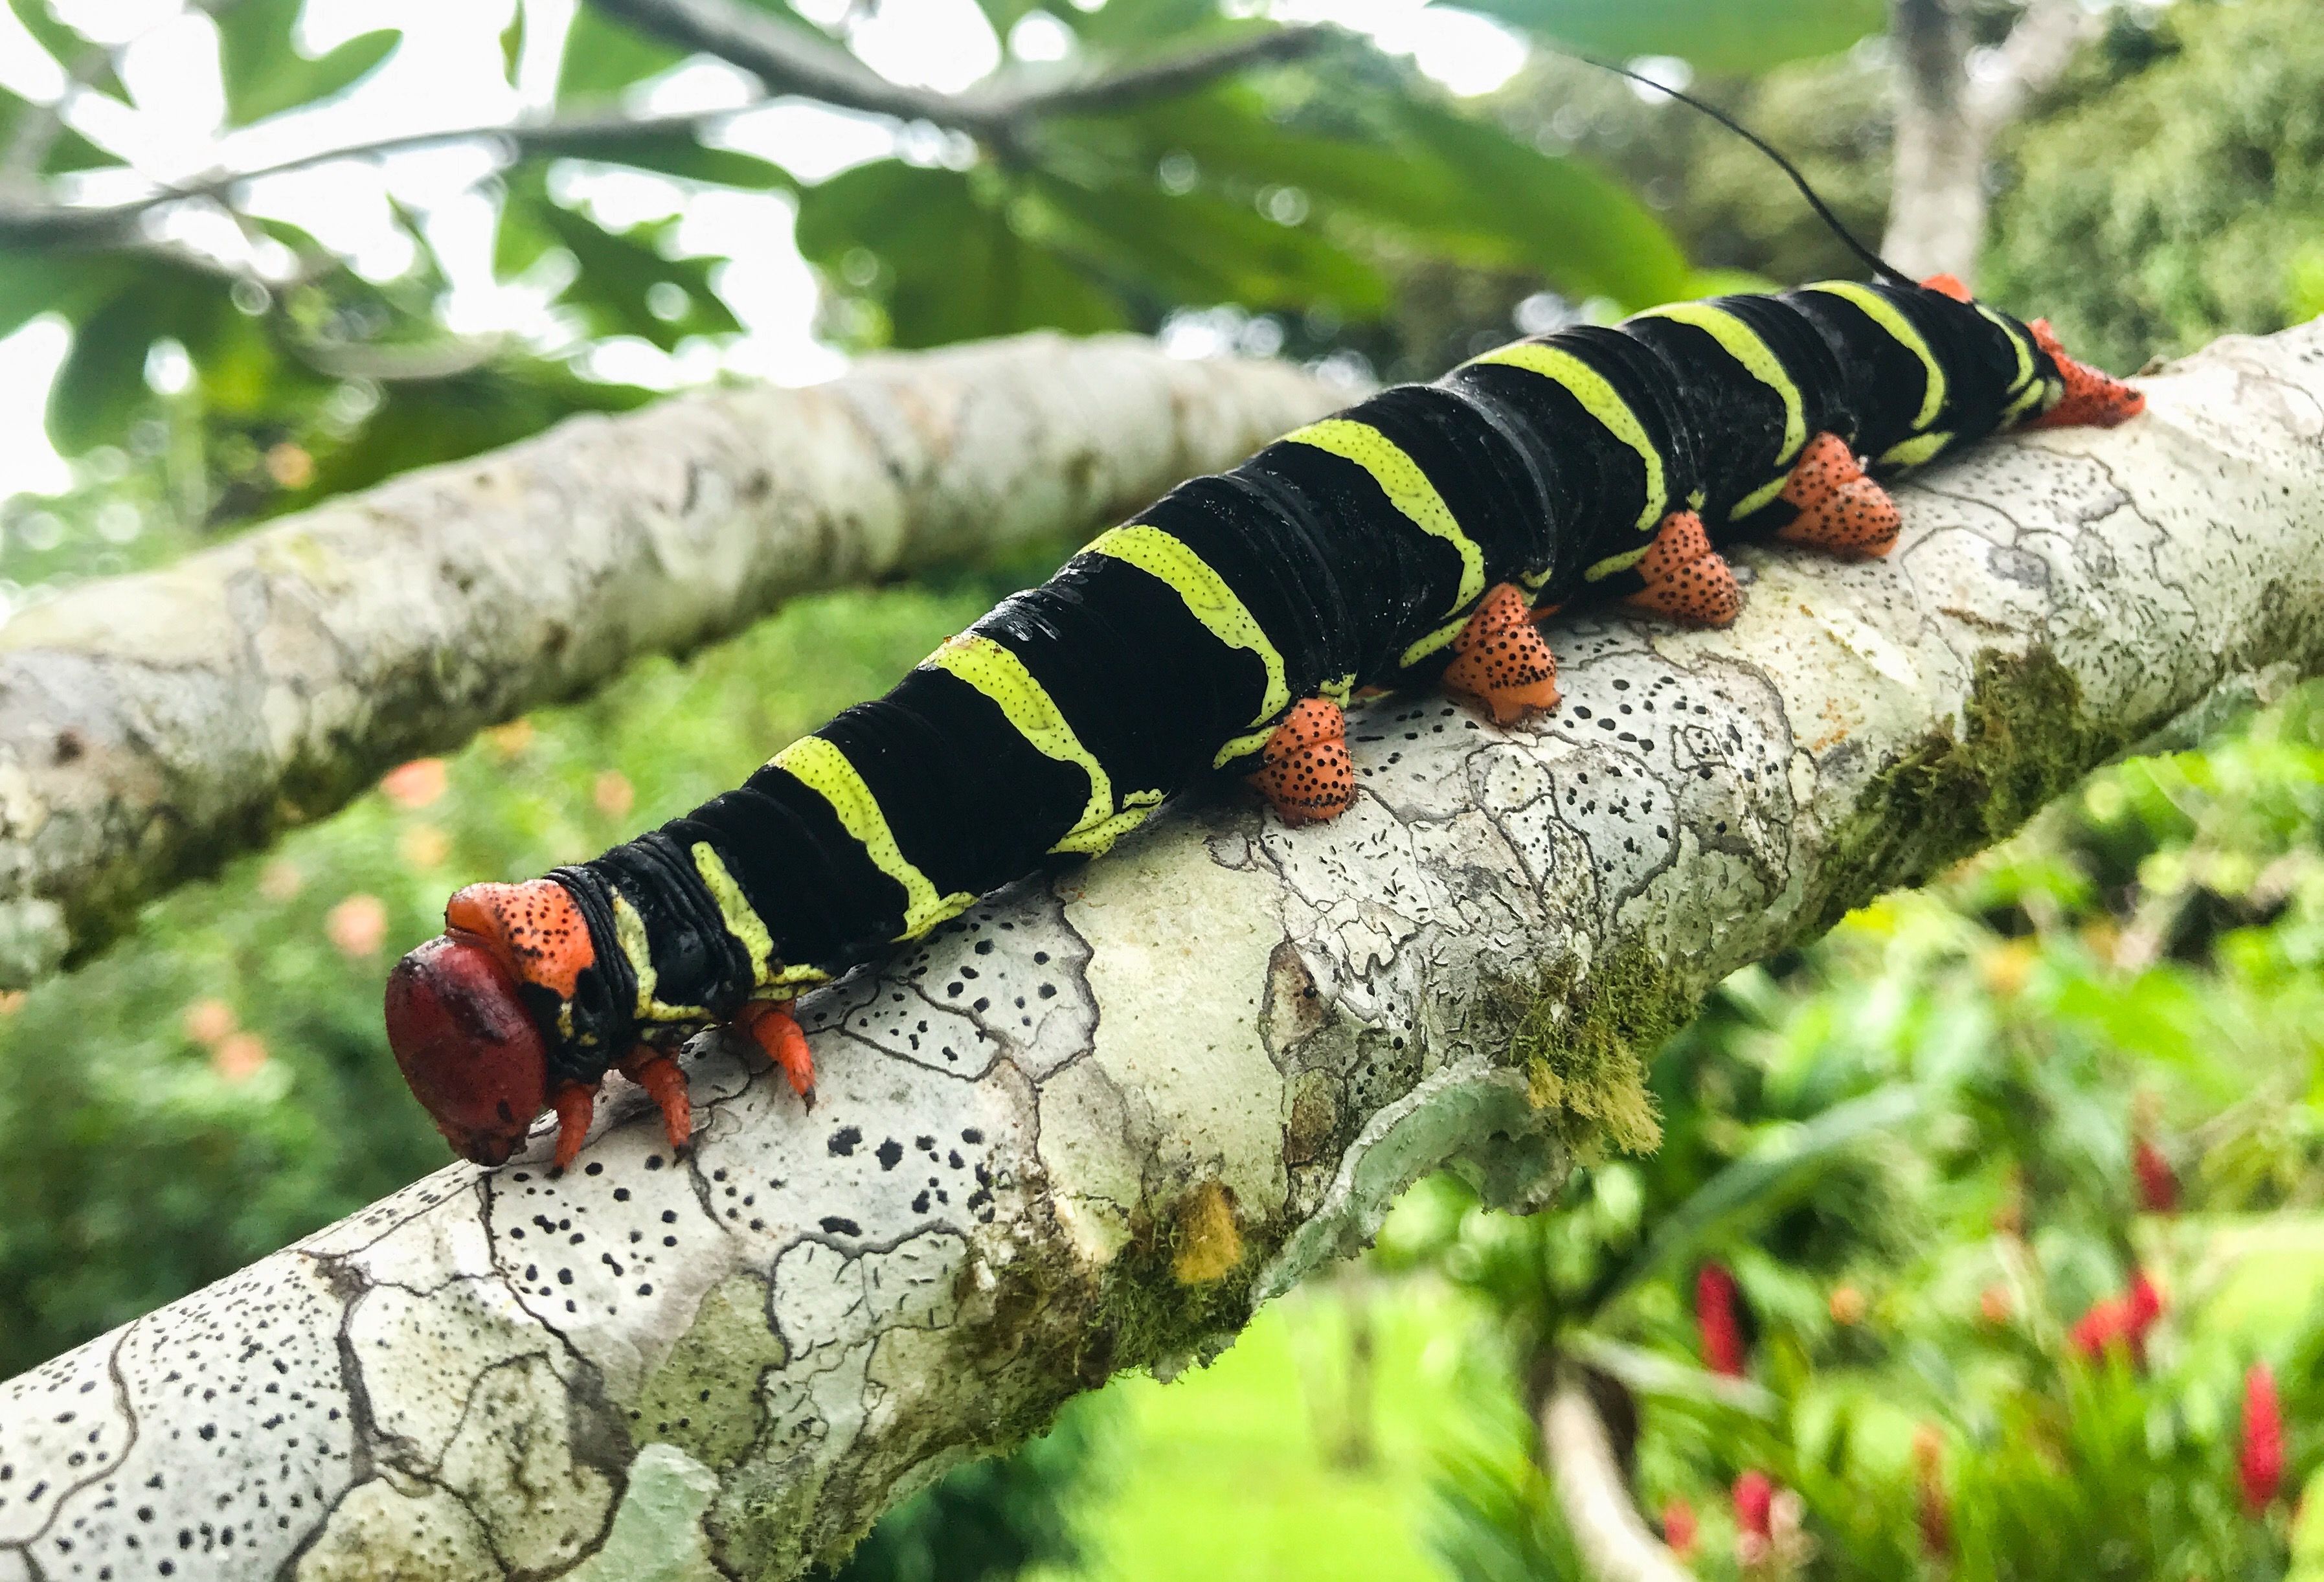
[[0, 334, 1346, 988], [1542, 1375, 1695, 1582], [1883, 0, 2095, 285], [3, 320, 2323, 1581]]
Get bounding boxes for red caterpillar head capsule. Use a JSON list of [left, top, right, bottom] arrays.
[[385, 931, 549, 1165]]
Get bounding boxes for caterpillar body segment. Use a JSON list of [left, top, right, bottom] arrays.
[[385, 276, 2144, 1168]]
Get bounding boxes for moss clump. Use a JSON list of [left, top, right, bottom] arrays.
[[1167, 1180, 1244, 1286], [1507, 938, 1677, 1158], [1811, 647, 2126, 932]]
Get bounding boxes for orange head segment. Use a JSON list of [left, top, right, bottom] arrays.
[[1921, 273, 1974, 302], [444, 879, 595, 998], [385, 932, 550, 1166], [387, 879, 597, 1166], [2024, 319, 2145, 430]]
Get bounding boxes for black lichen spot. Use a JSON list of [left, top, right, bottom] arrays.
[[875, 1139, 903, 1171], [819, 1216, 862, 1236], [828, 1127, 862, 1157]]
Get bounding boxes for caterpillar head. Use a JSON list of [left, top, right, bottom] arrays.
[[385, 931, 548, 1165], [384, 879, 592, 1166]]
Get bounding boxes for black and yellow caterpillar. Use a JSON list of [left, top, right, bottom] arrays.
[[383, 257, 2142, 1169]]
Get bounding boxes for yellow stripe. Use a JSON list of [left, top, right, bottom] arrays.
[[2002, 379, 2050, 427], [1733, 473, 1789, 519], [1399, 613, 1469, 670], [1584, 544, 1653, 583], [923, 632, 1156, 858], [1976, 302, 2036, 394], [691, 842, 773, 986], [1629, 302, 1808, 466], [1085, 523, 1291, 728], [1467, 342, 1667, 536], [613, 890, 708, 1024], [1807, 282, 1946, 431], [1285, 419, 1486, 614], [1878, 431, 1953, 469], [769, 734, 976, 941]]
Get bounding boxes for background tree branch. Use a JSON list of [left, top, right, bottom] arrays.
[[1542, 1371, 1695, 1582], [0, 334, 1346, 988], [2, 319, 2319, 1580], [1882, 0, 2095, 282]]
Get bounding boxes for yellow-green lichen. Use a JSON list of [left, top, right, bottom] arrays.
[[629, 1277, 788, 1471]]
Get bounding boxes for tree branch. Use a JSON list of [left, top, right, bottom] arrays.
[[0, 106, 761, 251], [1542, 1371, 1696, 1582], [0, 333, 1347, 986], [3, 321, 2321, 1578], [1882, 0, 2096, 285], [583, 0, 1334, 139]]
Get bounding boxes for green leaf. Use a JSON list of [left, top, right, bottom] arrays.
[[216, 0, 400, 128], [1074, 90, 1694, 310], [0, 248, 131, 342], [46, 270, 233, 454], [5, 0, 122, 95], [1034, 170, 1387, 315], [1432, 0, 1885, 74], [1601, 1085, 1924, 1305], [523, 199, 741, 350], [1385, 98, 1694, 308], [499, 6, 525, 85], [541, 128, 795, 190], [556, 8, 688, 101], [1062, 0, 1240, 49], [795, 161, 1125, 348]]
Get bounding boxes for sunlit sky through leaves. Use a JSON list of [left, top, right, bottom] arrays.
[[0, 0, 1526, 500]]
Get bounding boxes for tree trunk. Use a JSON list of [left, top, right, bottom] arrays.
[[3, 321, 2322, 1581], [0, 334, 1346, 989]]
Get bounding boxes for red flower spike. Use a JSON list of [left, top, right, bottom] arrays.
[[1732, 1470, 1774, 1540], [1697, 1263, 1747, 1377], [2134, 1136, 2180, 1214], [2242, 1361, 2285, 1514]]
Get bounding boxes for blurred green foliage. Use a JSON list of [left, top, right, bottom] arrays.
[[1986, 0, 2324, 374]]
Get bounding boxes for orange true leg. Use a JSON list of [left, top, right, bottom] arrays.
[[1623, 510, 1742, 627], [1247, 697, 1356, 826], [1442, 583, 1561, 725], [550, 1081, 596, 1171], [618, 1046, 693, 1155], [1772, 434, 1902, 560], [739, 1000, 816, 1100]]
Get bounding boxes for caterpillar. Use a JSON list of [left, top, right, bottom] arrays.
[[383, 78, 2145, 1168]]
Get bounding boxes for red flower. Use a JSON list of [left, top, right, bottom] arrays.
[[2134, 1136, 2179, 1214], [2071, 1269, 2166, 1366], [2241, 1361, 2285, 1514], [1733, 1469, 1774, 1538], [1660, 1497, 1698, 1558], [1697, 1263, 1746, 1377]]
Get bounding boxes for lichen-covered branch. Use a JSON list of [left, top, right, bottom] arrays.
[[3, 321, 2323, 1581], [0, 333, 1346, 988]]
